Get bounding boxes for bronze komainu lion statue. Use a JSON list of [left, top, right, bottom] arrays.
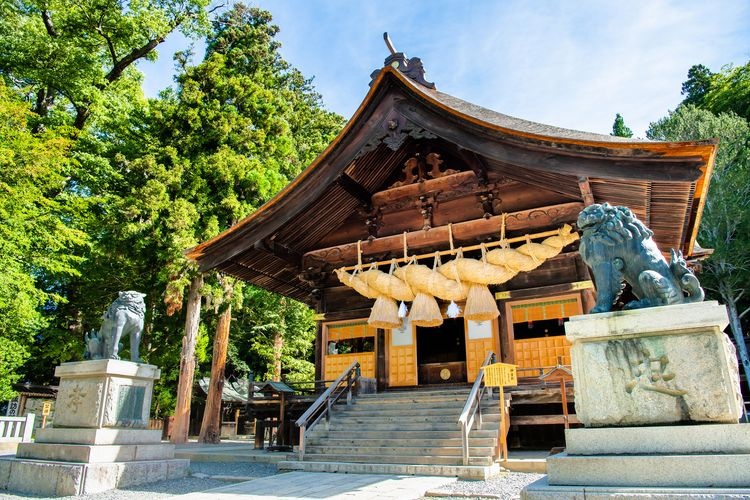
[[84, 291, 146, 362], [577, 204, 703, 313]]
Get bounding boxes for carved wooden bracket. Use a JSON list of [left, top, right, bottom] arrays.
[[419, 194, 434, 230], [356, 111, 437, 158]]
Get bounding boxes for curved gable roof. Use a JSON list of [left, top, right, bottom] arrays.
[[187, 66, 717, 299]]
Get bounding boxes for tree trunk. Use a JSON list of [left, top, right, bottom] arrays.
[[724, 292, 750, 387], [273, 329, 283, 382], [171, 274, 203, 444], [199, 301, 232, 444]]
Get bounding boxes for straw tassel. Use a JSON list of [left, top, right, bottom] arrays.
[[464, 284, 499, 321]]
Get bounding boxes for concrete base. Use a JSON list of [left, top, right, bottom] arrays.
[[35, 428, 162, 445], [547, 451, 750, 488], [0, 360, 188, 497], [17, 442, 176, 463], [565, 424, 750, 455], [522, 476, 750, 499], [0, 457, 188, 496]]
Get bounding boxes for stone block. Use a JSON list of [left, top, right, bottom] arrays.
[[521, 476, 750, 499], [54, 359, 160, 429], [565, 301, 743, 427], [547, 451, 750, 488], [117, 459, 168, 487], [17, 442, 175, 463], [81, 463, 122, 495], [1, 458, 187, 496], [565, 424, 750, 455], [7, 460, 84, 496], [166, 458, 190, 479], [0, 459, 11, 489], [35, 427, 162, 445]]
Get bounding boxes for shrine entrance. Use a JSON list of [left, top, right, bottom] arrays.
[[416, 318, 466, 384]]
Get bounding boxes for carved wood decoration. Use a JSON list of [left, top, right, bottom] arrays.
[[357, 111, 437, 158], [390, 152, 460, 188]]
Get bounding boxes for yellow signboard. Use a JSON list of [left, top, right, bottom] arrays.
[[42, 401, 52, 416], [484, 362, 517, 387]]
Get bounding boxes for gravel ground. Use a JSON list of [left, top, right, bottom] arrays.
[[422, 472, 546, 500], [0, 462, 279, 500]]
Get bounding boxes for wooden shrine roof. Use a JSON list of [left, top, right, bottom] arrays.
[[186, 61, 717, 303]]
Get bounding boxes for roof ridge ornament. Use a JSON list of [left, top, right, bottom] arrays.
[[369, 32, 436, 89]]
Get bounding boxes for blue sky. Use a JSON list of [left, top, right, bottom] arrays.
[[138, 0, 750, 138]]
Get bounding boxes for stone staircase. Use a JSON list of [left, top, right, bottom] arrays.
[[279, 387, 503, 478]]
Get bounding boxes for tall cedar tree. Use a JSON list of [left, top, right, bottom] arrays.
[[611, 113, 633, 138], [648, 105, 750, 384], [117, 4, 342, 434]]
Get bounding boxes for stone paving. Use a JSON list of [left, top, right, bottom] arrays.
[[169, 471, 457, 499]]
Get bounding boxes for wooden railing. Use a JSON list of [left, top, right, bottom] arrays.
[[295, 360, 360, 460], [457, 352, 495, 466], [0, 413, 35, 443]]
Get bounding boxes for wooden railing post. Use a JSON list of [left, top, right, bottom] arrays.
[[298, 424, 306, 460]]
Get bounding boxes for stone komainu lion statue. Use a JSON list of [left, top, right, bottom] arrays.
[[577, 204, 704, 313], [84, 291, 146, 362]]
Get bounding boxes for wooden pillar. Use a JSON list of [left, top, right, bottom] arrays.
[[171, 274, 203, 444], [314, 322, 324, 387], [199, 302, 232, 444], [498, 301, 515, 364], [376, 328, 387, 392]]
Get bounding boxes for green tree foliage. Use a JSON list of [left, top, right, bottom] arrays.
[[232, 288, 316, 383], [0, 0, 211, 129], [681, 64, 715, 107], [4, 3, 341, 415], [611, 113, 633, 138], [648, 105, 750, 382], [681, 62, 750, 121], [0, 81, 86, 399]]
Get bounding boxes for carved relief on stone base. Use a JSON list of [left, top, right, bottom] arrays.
[[52, 359, 160, 429], [565, 301, 743, 427]]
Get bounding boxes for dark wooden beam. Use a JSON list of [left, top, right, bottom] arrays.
[[253, 239, 301, 269], [577, 176, 595, 206], [302, 202, 583, 269], [336, 172, 372, 209]]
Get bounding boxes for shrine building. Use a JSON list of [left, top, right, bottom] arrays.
[[187, 49, 716, 422]]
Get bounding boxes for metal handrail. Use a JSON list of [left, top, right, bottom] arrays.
[[295, 360, 360, 459], [457, 352, 495, 466]]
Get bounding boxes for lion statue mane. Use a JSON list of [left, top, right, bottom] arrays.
[[84, 291, 146, 362], [577, 203, 703, 313]]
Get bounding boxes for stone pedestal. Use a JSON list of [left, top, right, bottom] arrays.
[[522, 302, 750, 499], [0, 360, 188, 497], [566, 301, 742, 427]]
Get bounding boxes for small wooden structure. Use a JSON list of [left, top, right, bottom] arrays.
[[188, 46, 716, 448]]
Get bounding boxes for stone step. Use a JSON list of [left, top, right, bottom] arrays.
[[336, 406, 500, 417], [304, 444, 496, 457], [277, 459, 502, 480], [298, 452, 493, 467], [306, 429, 498, 440], [350, 398, 470, 409], [358, 389, 471, 399], [325, 421, 464, 431], [305, 436, 498, 448]]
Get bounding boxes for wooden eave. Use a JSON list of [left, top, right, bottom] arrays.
[[186, 66, 717, 300]]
